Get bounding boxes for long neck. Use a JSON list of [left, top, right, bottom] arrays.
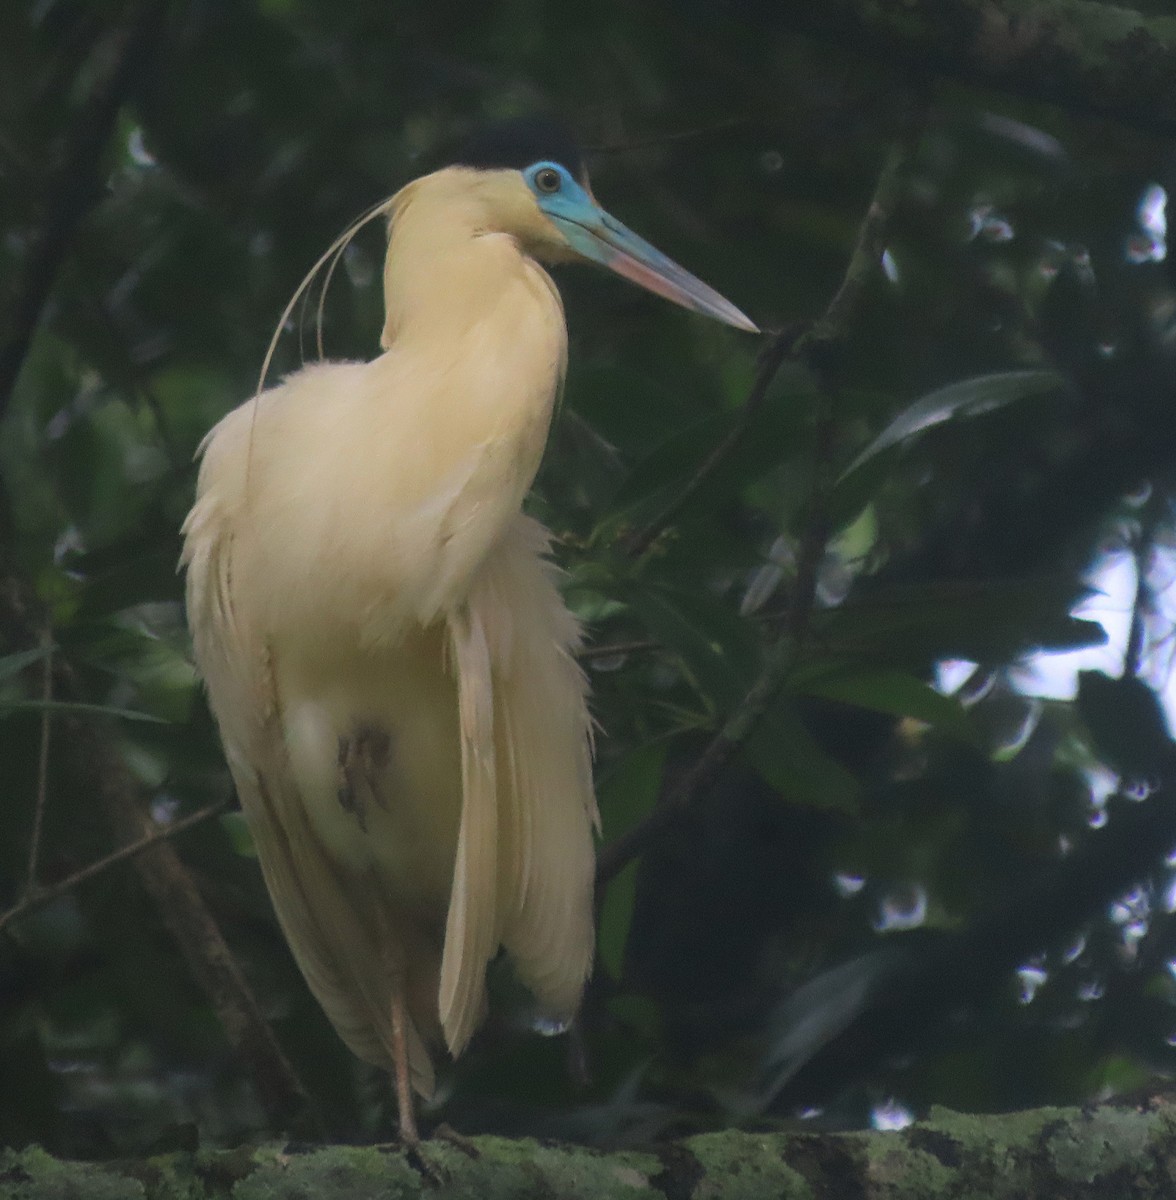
[[372, 171, 569, 524], [380, 172, 564, 351]]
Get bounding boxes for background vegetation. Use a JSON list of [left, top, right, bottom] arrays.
[[5, 0, 1176, 1157]]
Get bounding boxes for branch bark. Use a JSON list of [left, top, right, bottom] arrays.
[[778, 0, 1176, 137], [0, 0, 167, 418], [5, 1101, 1176, 1198], [0, 799, 227, 936], [0, 569, 309, 1129], [64, 711, 309, 1127]]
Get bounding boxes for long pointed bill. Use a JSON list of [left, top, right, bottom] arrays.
[[551, 205, 759, 333]]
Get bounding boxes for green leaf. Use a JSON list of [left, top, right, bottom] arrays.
[[598, 743, 668, 845], [839, 370, 1064, 480], [0, 699, 169, 723], [564, 363, 687, 455], [624, 585, 756, 709], [815, 577, 1105, 664], [608, 387, 807, 517], [219, 811, 257, 858], [599, 861, 639, 983], [742, 702, 861, 813], [1077, 671, 1172, 778], [610, 411, 735, 512], [607, 994, 661, 1041], [798, 666, 976, 742], [829, 502, 879, 566], [74, 530, 185, 618], [52, 396, 170, 552], [0, 645, 54, 683], [597, 744, 667, 980]]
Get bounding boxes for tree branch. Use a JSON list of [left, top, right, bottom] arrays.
[[1124, 493, 1163, 680], [23, 628, 53, 899], [588, 115, 752, 155], [624, 126, 912, 559], [7, 1100, 1176, 1197], [779, 0, 1176, 138], [598, 130, 917, 885], [576, 638, 658, 662], [0, 568, 310, 1130], [0, 799, 227, 937], [623, 334, 794, 558], [68, 712, 310, 1126], [0, 0, 167, 419]]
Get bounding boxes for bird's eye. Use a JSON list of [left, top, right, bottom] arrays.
[[534, 167, 562, 194]]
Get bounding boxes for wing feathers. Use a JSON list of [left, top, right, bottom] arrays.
[[471, 516, 599, 1022], [439, 515, 598, 1050], [187, 456, 595, 1088], [439, 606, 500, 1054]]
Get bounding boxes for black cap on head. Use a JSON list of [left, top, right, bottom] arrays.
[[452, 115, 586, 182]]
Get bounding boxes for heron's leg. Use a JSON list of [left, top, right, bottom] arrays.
[[371, 892, 424, 1146], [390, 982, 420, 1146]]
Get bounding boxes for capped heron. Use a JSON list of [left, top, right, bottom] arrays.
[[182, 119, 757, 1142]]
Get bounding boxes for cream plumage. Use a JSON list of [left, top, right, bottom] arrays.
[[182, 121, 755, 1141]]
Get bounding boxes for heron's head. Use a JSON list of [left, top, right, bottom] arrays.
[[447, 117, 758, 333]]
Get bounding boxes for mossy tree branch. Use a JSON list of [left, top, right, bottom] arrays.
[[5, 1101, 1176, 1199]]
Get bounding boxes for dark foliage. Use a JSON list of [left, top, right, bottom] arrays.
[[4, 0, 1176, 1155]]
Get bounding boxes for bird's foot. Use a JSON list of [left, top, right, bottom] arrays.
[[434, 1122, 480, 1158], [402, 1141, 447, 1187]]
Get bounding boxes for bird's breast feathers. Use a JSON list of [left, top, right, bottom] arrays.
[[190, 299, 564, 650]]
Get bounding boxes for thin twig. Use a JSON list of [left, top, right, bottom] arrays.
[[597, 416, 831, 884], [801, 139, 911, 351], [597, 123, 920, 886], [588, 116, 752, 156], [74, 712, 310, 1125], [624, 335, 793, 557], [577, 638, 658, 662], [0, 567, 310, 1126], [624, 132, 914, 561], [1124, 492, 1163, 680], [1, 799, 228, 936], [23, 629, 53, 898]]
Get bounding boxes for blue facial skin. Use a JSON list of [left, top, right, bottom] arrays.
[[520, 160, 759, 333], [522, 162, 607, 256], [523, 160, 665, 267]]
